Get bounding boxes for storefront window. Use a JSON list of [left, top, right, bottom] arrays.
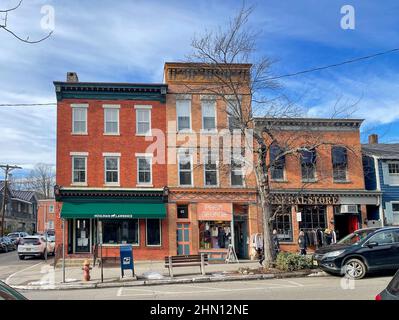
[[146, 219, 161, 246], [298, 205, 327, 230], [102, 219, 139, 245], [271, 205, 293, 242], [199, 221, 231, 249]]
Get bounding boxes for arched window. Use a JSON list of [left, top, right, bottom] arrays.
[[332, 146, 348, 182], [270, 144, 285, 181]]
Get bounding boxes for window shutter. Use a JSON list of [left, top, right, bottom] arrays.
[[385, 202, 394, 225]]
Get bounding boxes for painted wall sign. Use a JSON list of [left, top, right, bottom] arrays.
[[197, 203, 233, 221], [269, 195, 340, 205]]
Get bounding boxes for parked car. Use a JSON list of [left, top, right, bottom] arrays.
[[0, 239, 7, 253], [7, 232, 29, 246], [18, 235, 55, 260], [0, 237, 17, 252], [0, 280, 27, 300], [313, 227, 399, 279], [376, 269, 399, 300]]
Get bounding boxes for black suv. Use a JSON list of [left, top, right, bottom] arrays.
[[313, 227, 399, 279]]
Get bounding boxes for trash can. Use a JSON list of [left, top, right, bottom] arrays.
[[120, 245, 134, 278]]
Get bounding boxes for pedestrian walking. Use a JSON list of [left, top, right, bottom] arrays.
[[272, 229, 280, 258], [298, 230, 307, 255]]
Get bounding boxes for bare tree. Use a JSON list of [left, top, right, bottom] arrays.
[[0, 0, 52, 44], [186, 3, 362, 267], [26, 163, 55, 198]]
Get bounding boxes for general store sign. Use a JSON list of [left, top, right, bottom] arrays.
[[197, 203, 233, 221], [269, 194, 339, 205]]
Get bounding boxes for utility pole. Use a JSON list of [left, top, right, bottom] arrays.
[[1, 164, 22, 236]]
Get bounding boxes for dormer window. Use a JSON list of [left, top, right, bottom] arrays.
[[388, 162, 399, 175]]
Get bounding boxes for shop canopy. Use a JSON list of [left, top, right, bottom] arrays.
[[60, 201, 166, 219]]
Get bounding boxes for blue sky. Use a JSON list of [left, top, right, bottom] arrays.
[[1, 0, 399, 178]]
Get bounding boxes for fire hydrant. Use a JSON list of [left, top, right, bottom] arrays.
[[82, 260, 92, 281]]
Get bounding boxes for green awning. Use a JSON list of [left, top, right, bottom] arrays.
[[60, 201, 166, 219]]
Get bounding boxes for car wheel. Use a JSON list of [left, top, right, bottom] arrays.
[[343, 258, 367, 280], [19, 255, 25, 260]]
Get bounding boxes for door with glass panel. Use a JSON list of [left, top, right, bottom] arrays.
[[75, 219, 90, 253], [177, 223, 190, 255]]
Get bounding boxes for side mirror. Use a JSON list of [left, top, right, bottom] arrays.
[[367, 241, 379, 248]]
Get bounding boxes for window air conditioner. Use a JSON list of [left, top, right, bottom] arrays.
[[340, 205, 358, 214]]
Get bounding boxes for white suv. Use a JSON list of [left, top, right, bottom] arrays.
[[18, 236, 55, 260]]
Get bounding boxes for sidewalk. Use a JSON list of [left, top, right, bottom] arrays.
[[6, 259, 325, 290]]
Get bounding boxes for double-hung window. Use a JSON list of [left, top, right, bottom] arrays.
[[204, 151, 218, 186], [176, 99, 191, 131], [231, 153, 244, 186], [137, 155, 152, 185], [201, 98, 216, 131], [103, 105, 119, 134], [270, 144, 285, 181], [71, 154, 87, 184], [178, 152, 193, 186], [72, 104, 88, 134], [392, 203, 399, 225], [104, 155, 120, 185], [388, 162, 399, 175], [301, 149, 317, 182], [135, 106, 151, 135], [227, 99, 241, 131], [332, 146, 348, 182]]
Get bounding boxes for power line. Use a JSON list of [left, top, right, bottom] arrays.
[[0, 103, 56, 107], [1, 47, 399, 107], [263, 47, 399, 81]]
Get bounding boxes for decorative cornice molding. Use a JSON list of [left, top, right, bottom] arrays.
[[54, 82, 167, 103]]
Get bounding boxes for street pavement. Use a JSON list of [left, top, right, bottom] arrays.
[[0, 250, 53, 283], [0, 250, 394, 300], [20, 275, 391, 300]]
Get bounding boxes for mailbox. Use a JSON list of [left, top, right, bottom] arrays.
[[119, 245, 134, 278]]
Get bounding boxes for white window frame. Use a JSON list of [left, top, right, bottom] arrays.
[[392, 202, 399, 225], [71, 104, 88, 135], [201, 98, 217, 132], [135, 105, 152, 136], [70, 152, 88, 186], [203, 151, 219, 187], [145, 219, 162, 247], [388, 161, 399, 175], [230, 155, 245, 187], [178, 152, 194, 187], [103, 153, 121, 186], [103, 105, 120, 135], [176, 98, 192, 132], [136, 153, 153, 186]]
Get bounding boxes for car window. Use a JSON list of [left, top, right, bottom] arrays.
[[387, 271, 399, 296], [338, 230, 373, 245], [368, 231, 395, 245]]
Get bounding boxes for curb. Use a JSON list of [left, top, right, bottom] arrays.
[[11, 270, 324, 291]]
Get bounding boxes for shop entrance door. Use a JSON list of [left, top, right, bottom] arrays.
[[75, 219, 90, 253], [334, 214, 359, 240], [234, 219, 248, 259], [177, 223, 190, 255]]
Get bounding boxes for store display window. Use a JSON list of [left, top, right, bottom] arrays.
[[199, 221, 231, 249]]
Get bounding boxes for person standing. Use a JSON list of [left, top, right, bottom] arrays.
[[272, 229, 280, 258], [298, 230, 307, 255]]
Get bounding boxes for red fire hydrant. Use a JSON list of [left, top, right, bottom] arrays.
[[83, 260, 92, 281]]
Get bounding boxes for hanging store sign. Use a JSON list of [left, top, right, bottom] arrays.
[[197, 203, 233, 221], [269, 194, 339, 205]]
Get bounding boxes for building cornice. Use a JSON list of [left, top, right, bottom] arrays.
[[254, 117, 363, 131], [53, 82, 167, 103]]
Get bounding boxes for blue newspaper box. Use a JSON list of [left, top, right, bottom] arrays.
[[120, 245, 134, 278]]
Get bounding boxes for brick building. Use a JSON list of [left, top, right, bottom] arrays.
[[164, 63, 262, 260], [37, 199, 56, 234], [54, 73, 169, 260], [255, 118, 381, 252]]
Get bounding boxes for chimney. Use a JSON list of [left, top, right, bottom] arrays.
[[368, 134, 379, 144], [66, 72, 79, 82]]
